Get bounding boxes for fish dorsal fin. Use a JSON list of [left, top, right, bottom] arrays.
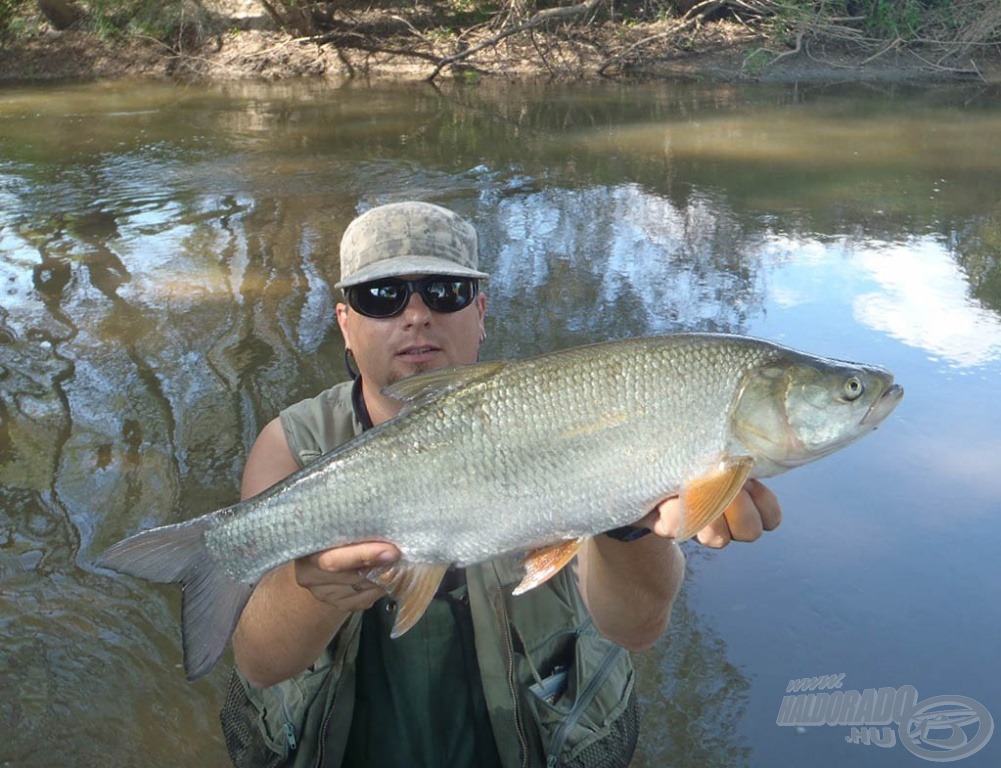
[[513, 538, 585, 596], [382, 361, 507, 412], [677, 456, 754, 540], [367, 561, 449, 638]]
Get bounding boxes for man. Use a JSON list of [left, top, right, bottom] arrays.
[[224, 201, 781, 768]]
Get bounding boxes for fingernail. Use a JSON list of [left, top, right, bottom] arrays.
[[376, 549, 397, 564]]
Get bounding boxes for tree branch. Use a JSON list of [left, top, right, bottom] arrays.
[[597, 0, 732, 76], [426, 0, 606, 81]]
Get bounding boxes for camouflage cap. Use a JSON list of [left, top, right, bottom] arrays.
[[335, 201, 489, 289]]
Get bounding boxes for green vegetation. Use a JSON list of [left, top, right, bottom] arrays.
[[97, 0, 205, 42], [1, 0, 31, 39], [3, 0, 207, 46], [858, 0, 926, 38], [742, 0, 1000, 76]]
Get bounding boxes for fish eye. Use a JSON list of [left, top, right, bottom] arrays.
[[842, 376, 864, 402]]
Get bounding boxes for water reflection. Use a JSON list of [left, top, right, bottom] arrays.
[[854, 238, 1001, 368], [632, 554, 753, 768], [756, 231, 1001, 369], [958, 214, 1001, 313], [487, 185, 765, 358], [1, 79, 1000, 767]]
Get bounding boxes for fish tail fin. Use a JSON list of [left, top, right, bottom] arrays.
[[95, 515, 253, 681]]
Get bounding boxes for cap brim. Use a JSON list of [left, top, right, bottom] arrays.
[[335, 255, 489, 289]]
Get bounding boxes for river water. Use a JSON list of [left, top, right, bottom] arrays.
[[1, 78, 1000, 767]]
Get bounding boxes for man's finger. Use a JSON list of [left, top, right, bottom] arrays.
[[746, 479, 782, 531], [720, 489, 764, 543], [649, 497, 684, 538], [309, 581, 385, 611], [695, 516, 732, 549], [314, 542, 400, 573]]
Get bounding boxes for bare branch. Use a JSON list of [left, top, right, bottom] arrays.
[[597, 0, 745, 76], [426, 0, 606, 81]]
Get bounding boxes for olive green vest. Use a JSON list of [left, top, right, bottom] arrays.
[[221, 380, 639, 768]]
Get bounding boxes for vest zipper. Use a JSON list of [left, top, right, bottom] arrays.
[[546, 644, 625, 768], [313, 612, 364, 768], [314, 703, 333, 768], [495, 582, 529, 768]]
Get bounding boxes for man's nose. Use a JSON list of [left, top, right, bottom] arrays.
[[399, 291, 432, 324]]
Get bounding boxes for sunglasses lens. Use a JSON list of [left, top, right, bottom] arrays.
[[347, 277, 478, 318], [348, 280, 410, 318], [421, 277, 476, 313]]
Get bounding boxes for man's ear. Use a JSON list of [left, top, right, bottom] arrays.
[[336, 302, 352, 348], [476, 291, 487, 333]]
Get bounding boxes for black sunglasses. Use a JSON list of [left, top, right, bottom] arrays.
[[345, 275, 480, 319]]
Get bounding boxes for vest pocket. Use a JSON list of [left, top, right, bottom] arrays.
[[219, 648, 339, 768], [221, 669, 289, 768], [523, 629, 638, 768]]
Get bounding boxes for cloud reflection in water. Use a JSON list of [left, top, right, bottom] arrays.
[[853, 238, 1001, 368]]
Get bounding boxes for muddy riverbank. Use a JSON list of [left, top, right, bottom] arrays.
[[2, 1, 999, 85]]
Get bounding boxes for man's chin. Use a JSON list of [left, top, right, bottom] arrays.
[[389, 360, 437, 384]]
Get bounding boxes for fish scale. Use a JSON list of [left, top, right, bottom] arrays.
[[96, 332, 903, 679]]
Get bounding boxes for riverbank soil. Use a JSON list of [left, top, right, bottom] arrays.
[[1, 0, 999, 84]]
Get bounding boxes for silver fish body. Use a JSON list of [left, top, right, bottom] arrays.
[[97, 333, 903, 679]]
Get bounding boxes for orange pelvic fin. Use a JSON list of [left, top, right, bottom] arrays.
[[678, 456, 754, 540], [514, 538, 585, 595], [368, 561, 449, 638]]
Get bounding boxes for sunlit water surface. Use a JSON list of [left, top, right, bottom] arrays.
[[2, 79, 1000, 767]]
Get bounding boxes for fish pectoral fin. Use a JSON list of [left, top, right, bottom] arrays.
[[677, 456, 755, 540], [513, 538, 585, 596], [367, 562, 449, 638]]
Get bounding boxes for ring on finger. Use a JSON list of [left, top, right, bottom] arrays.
[[350, 581, 367, 593]]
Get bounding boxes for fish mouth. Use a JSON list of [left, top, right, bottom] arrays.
[[861, 382, 904, 428]]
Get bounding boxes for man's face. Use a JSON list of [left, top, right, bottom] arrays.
[[336, 274, 487, 395]]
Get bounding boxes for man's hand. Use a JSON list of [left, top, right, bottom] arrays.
[[295, 542, 401, 612], [640, 479, 782, 548]]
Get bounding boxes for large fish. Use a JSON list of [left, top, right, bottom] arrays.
[[97, 333, 903, 679]]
